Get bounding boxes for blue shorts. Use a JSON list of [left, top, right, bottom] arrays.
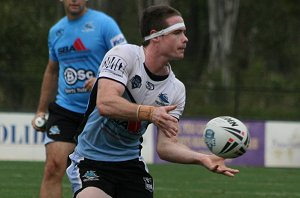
[[67, 152, 154, 198]]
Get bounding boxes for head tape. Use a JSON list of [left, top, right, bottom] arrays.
[[144, 22, 185, 41]]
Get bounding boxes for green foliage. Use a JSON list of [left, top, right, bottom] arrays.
[[0, 0, 300, 120]]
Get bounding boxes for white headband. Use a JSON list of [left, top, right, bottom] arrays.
[[144, 22, 185, 41]]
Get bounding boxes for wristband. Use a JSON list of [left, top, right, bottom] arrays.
[[137, 105, 155, 121]]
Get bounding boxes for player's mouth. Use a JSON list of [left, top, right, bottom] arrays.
[[69, 4, 80, 10]]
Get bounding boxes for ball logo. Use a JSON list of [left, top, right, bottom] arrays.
[[64, 67, 95, 85], [204, 129, 216, 150]]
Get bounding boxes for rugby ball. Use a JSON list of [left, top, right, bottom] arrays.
[[203, 116, 250, 158]]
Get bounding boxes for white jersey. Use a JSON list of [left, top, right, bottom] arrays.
[[75, 44, 186, 161]]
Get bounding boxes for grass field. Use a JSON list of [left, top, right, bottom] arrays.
[[0, 161, 299, 198]]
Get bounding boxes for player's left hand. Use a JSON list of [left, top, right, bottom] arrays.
[[84, 77, 96, 91], [202, 154, 239, 177]]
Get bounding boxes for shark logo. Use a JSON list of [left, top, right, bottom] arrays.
[[82, 22, 95, 32], [49, 125, 60, 135], [155, 93, 169, 106], [82, 170, 100, 182]]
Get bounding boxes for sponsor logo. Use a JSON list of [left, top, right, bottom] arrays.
[[110, 34, 126, 47], [145, 81, 154, 90], [64, 67, 95, 85], [130, 75, 142, 89], [155, 93, 169, 106], [58, 38, 88, 55], [222, 116, 238, 127], [102, 55, 127, 77], [143, 177, 154, 192], [82, 170, 100, 182]]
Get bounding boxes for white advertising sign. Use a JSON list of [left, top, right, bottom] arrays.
[[0, 113, 46, 161], [265, 121, 300, 167], [0, 112, 154, 163]]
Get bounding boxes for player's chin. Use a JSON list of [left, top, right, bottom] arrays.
[[174, 53, 185, 60]]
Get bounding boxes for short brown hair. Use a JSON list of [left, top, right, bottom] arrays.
[[140, 5, 182, 46]]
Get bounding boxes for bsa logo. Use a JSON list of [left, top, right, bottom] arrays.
[[130, 75, 142, 89], [58, 38, 88, 55]]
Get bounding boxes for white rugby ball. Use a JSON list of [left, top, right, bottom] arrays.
[[203, 116, 250, 158]]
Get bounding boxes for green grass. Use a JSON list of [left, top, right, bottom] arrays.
[[0, 161, 299, 198]]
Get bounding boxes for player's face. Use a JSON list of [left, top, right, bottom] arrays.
[[62, 0, 87, 19], [160, 16, 188, 60]]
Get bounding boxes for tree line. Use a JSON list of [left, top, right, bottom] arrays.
[[0, 0, 300, 120]]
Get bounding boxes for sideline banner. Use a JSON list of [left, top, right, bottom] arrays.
[[1, 112, 300, 167], [0, 113, 46, 161], [265, 121, 300, 167]]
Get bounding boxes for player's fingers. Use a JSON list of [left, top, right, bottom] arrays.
[[164, 105, 177, 113], [161, 129, 172, 138]]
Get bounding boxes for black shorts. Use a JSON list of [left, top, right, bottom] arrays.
[[46, 102, 84, 143], [73, 158, 154, 198]]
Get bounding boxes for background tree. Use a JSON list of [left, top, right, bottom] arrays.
[[208, 0, 239, 87]]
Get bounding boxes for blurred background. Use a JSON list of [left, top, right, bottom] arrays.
[[1, 0, 300, 120]]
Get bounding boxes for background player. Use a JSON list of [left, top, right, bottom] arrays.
[[31, 0, 126, 197]]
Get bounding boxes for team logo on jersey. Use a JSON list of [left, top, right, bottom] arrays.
[[143, 177, 154, 192], [64, 67, 95, 85], [145, 81, 155, 90], [102, 55, 127, 77], [82, 170, 100, 182], [130, 75, 142, 89], [82, 22, 95, 32], [155, 93, 170, 106], [58, 38, 89, 55]]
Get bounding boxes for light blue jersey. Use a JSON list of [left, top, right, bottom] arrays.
[[75, 44, 186, 162], [48, 9, 126, 113]]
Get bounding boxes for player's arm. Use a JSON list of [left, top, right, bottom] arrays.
[[96, 78, 178, 137], [32, 59, 58, 130], [156, 129, 240, 177]]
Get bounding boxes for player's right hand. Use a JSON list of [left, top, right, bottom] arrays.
[[32, 113, 47, 132], [151, 105, 178, 137]]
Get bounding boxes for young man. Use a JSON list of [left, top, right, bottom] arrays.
[[31, 0, 126, 197], [67, 5, 239, 198]]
